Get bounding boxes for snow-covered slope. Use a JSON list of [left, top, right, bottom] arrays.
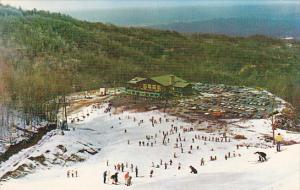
[[0, 104, 299, 190]]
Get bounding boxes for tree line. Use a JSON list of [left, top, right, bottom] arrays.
[[0, 5, 299, 128]]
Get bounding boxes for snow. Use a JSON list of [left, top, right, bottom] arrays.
[[0, 103, 299, 190]]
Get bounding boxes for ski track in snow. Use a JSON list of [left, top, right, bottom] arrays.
[[0, 104, 299, 190]]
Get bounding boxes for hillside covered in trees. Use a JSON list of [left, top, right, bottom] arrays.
[[0, 4, 299, 123]]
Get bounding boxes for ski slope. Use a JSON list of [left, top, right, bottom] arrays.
[[1, 104, 299, 190]]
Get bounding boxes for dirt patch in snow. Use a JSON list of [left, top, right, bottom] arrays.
[[234, 134, 247, 140], [0, 163, 35, 181], [66, 154, 85, 162], [57, 145, 67, 153], [28, 155, 47, 166], [282, 140, 299, 145]]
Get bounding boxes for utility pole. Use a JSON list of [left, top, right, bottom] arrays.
[[271, 96, 276, 145], [63, 95, 68, 125], [114, 81, 116, 95]]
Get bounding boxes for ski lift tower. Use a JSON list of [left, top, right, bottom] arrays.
[[57, 95, 70, 131]]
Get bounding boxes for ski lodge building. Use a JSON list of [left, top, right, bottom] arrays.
[[125, 74, 192, 98]]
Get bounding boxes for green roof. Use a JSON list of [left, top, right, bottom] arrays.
[[151, 74, 190, 88], [127, 77, 146, 84]]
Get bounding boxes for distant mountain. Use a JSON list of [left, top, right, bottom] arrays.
[[0, 4, 23, 16], [152, 18, 300, 40]]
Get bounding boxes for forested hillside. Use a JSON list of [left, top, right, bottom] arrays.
[[0, 5, 299, 121]]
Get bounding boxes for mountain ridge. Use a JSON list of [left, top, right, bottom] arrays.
[[0, 4, 299, 117]]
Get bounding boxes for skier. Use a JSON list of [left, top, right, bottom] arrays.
[[111, 174, 116, 184], [200, 158, 205, 166], [150, 170, 154, 178], [174, 152, 177, 158], [127, 176, 132, 186], [121, 163, 124, 172], [178, 162, 181, 170], [189, 166, 198, 174], [115, 172, 119, 183], [103, 171, 107, 184], [130, 164, 134, 172], [135, 166, 138, 177], [275, 133, 283, 152], [124, 172, 129, 185], [254, 151, 267, 162], [164, 162, 167, 170]]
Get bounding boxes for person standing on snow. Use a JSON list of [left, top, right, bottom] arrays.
[[124, 172, 129, 185], [127, 176, 132, 186], [275, 133, 283, 152], [103, 171, 107, 184], [200, 158, 205, 166], [135, 166, 138, 177], [130, 164, 134, 172], [150, 170, 154, 178]]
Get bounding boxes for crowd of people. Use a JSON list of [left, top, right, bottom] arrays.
[[66, 103, 284, 187], [67, 169, 78, 178], [98, 105, 247, 187], [102, 161, 138, 186]]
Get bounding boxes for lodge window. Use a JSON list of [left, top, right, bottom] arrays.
[[152, 85, 156, 90], [157, 85, 161, 91], [147, 84, 151, 89]]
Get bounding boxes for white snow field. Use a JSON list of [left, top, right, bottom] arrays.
[[0, 104, 299, 190]]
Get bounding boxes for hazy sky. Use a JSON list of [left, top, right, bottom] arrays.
[[2, 0, 299, 11]]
